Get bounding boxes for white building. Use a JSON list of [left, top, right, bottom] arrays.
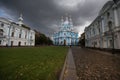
[[53, 16, 79, 46], [0, 14, 35, 46], [85, 0, 120, 49]]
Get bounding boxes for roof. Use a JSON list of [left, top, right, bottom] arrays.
[[22, 24, 31, 30], [99, 1, 114, 15]]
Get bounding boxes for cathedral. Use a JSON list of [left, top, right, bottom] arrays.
[[53, 15, 79, 46]]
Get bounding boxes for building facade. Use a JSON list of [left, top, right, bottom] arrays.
[[85, 0, 120, 49], [0, 14, 35, 46], [53, 16, 79, 46]]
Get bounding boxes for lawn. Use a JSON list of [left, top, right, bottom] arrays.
[[0, 46, 68, 80]]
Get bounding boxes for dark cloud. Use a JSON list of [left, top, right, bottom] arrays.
[[0, 0, 109, 36]]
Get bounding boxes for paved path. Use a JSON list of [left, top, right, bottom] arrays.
[[63, 48, 78, 80], [72, 47, 120, 80]]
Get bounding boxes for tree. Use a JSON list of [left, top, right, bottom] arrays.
[[35, 30, 53, 46]]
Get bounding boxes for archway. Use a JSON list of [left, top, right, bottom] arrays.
[[64, 39, 66, 46], [18, 41, 21, 46]]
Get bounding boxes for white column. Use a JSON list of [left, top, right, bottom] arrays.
[[8, 25, 12, 46], [101, 19, 105, 32], [114, 7, 119, 27]]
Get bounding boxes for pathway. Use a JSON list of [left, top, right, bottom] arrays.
[[72, 47, 120, 80], [62, 48, 78, 80]]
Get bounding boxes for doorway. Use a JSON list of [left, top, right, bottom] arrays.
[[18, 41, 21, 46], [64, 39, 66, 46], [11, 41, 13, 46]]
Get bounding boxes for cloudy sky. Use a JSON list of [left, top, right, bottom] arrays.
[[0, 0, 110, 37]]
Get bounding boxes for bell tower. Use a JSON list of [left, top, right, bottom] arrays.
[[69, 15, 73, 31], [18, 14, 23, 26]]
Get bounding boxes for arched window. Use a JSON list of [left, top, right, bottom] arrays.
[[107, 12, 110, 19], [11, 32, 14, 37]]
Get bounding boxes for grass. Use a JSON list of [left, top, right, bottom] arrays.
[[0, 46, 68, 80]]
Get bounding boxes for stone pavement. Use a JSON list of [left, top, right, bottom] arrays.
[[72, 47, 120, 80], [62, 48, 78, 80]]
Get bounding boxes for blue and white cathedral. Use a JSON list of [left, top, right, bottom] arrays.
[[53, 15, 79, 46]]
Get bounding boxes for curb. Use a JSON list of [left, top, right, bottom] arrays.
[[59, 50, 68, 80]]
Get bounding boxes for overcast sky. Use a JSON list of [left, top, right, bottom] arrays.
[[0, 0, 110, 37]]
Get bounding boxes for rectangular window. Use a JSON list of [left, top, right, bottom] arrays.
[[0, 29, 3, 36], [30, 36, 32, 39], [19, 30, 22, 38], [25, 35, 27, 39], [109, 40, 112, 48], [0, 40, 1, 44], [24, 42, 26, 45], [107, 12, 110, 19], [1, 23, 4, 27], [25, 32, 27, 39], [108, 21, 112, 31], [20, 30, 22, 34], [11, 32, 14, 37], [19, 34, 21, 38]]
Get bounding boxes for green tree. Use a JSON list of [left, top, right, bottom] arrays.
[[35, 30, 53, 46]]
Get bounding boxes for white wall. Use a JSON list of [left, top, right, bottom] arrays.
[[0, 18, 35, 46]]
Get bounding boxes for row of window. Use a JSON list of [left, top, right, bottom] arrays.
[[86, 39, 113, 48], [0, 29, 33, 39], [10, 41, 26, 46], [11, 32, 26, 38], [86, 21, 113, 38]]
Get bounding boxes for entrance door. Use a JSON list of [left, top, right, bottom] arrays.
[[18, 41, 21, 46], [11, 41, 13, 46], [64, 39, 66, 46]]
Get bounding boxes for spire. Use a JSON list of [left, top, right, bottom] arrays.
[[60, 16, 64, 31], [69, 15, 72, 22], [18, 13, 23, 26], [69, 15, 73, 26], [65, 16, 68, 21], [19, 14, 23, 21], [61, 16, 64, 22], [65, 13, 69, 21]]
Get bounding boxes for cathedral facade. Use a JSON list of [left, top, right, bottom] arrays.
[[53, 16, 79, 46]]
